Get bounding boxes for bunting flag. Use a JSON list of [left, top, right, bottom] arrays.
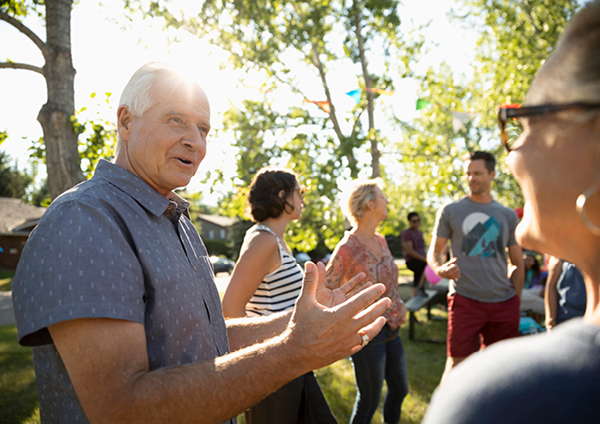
[[451, 111, 476, 133], [416, 99, 431, 110], [304, 99, 331, 113], [346, 89, 362, 104], [365, 87, 395, 96]]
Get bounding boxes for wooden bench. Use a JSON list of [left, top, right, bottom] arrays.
[[405, 288, 447, 343]]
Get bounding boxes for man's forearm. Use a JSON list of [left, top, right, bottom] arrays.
[[226, 311, 291, 351], [510, 265, 525, 298], [118, 331, 305, 424], [427, 250, 446, 273]]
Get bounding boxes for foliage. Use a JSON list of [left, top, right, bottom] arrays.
[[0, 324, 40, 423], [454, 0, 579, 127], [28, 92, 117, 180], [129, 0, 424, 252], [0, 149, 33, 199]]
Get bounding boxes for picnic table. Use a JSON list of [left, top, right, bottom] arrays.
[[404, 279, 449, 343]]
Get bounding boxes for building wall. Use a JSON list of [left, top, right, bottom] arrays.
[[198, 220, 228, 240], [0, 235, 28, 270]]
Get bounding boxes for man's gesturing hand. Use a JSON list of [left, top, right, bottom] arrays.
[[286, 261, 390, 372]]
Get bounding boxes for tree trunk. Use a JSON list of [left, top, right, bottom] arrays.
[[37, 0, 83, 199], [353, 6, 380, 178]]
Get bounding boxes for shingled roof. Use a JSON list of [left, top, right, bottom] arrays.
[[0, 197, 46, 235]]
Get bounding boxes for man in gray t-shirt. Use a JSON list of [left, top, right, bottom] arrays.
[[427, 151, 524, 385]]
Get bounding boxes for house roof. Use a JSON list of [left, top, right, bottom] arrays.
[[197, 214, 237, 228], [0, 197, 46, 234]]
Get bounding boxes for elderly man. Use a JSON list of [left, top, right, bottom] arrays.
[[11, 63, 390, 424], [428, 151, 524, 384]]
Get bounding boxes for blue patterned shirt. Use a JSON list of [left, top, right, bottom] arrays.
[[12, 159, 232, 423]]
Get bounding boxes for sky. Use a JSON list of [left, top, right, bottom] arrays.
[[0, 0, 478, 204]]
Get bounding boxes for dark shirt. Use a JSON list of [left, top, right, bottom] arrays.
[[401, 228, 426, 262], [423, 319, 600, 424], [12, 159, 232, 423]]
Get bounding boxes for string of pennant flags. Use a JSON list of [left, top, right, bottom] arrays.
[[303, 87, 480, 134]]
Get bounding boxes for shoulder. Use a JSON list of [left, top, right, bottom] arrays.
[[241, 227, 279, 256], [424, 321, 600, 424]]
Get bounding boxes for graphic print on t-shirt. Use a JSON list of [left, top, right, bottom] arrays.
[[460, 212, 503, 258]]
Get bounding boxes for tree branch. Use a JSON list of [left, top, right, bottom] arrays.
[[519, 0, 541, 36], [0, 61, 44, 75], [0, 10, 47, 53]]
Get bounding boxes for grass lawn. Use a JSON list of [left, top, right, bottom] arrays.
[[0, 266, 447, 423], [0, 270, 15, 292]]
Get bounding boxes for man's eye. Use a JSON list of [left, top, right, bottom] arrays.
[[171, 117, 184, 124]]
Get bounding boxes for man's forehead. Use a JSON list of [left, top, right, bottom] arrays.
[[153, 74, 210, 108], [464, 159, 487, 171]]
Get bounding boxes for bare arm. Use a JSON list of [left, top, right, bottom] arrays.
[[544, 256, 564, 331], [222, 231, 279, 318], [508, 244, 525, 298], [401, 239, 427, 262], [427, 234, 460, 280], [49, 262, 390, 424]]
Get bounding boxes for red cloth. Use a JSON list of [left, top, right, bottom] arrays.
[[325, 232, 404, 329]]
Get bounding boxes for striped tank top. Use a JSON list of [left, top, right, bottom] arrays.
[[244, 225, 304, 316]]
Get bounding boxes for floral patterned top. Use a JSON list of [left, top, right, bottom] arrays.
[[325, 231, 405, 330]]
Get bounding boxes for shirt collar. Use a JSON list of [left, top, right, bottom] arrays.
[[93, 159, 191, 218]]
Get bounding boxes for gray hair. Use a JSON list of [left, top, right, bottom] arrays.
[[115, 62, 183, 153]]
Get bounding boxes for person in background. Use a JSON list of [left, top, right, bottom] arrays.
[[325, 178, 408, 424], [11, 62, 391, 424], [222, 167, 336, 424], [519, 251, 546, 320], [401, 212, 428, 296], [427, 151, 524, 385], [545, 256, 587, 331], [423, 3, 600, 421]]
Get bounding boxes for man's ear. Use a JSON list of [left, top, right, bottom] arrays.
[[279, 190, 286, 199], [491, 170, 496, 180], [117, 106, 133, 142]]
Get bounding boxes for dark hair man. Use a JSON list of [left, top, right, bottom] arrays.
[[401, 212, 427, 296], [427, 150, 524, 385]]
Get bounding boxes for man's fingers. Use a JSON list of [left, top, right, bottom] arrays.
[[339, 272, 367, 296], [338, 282, 387, 316], [300, 261, 319, 297], [348, 316, 387, 355]]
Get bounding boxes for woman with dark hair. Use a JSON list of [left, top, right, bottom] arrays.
[[222, 167, 336, 424]]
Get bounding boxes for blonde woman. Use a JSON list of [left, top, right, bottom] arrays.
[[222, 167, 336, 424], [325, 179, 408, 424]]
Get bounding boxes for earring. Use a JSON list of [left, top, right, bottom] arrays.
[[576, 186, 600, 236]]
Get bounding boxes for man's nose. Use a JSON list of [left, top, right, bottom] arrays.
[[183, 127, 205, 150]]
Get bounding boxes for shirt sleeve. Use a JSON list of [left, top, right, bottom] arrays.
[[12, 199, 146, 347], [433, 203, 452, 239], [507, 209, 519, 247]]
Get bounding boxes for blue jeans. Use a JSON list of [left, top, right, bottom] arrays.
[[350, 325, 409, 424]]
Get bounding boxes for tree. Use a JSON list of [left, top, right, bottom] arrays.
[[131, 0, 423, 252], [389, 0, 581, 218], [1, 0, 83, 199], [0, 132, 33, 198]]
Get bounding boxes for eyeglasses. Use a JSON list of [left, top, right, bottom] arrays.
[[497, 102, 600, 152]]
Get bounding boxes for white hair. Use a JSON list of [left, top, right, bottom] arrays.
[[115, 62, 185, 153]]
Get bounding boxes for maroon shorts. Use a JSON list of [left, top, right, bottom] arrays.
[[447, 293, 520, 358]]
